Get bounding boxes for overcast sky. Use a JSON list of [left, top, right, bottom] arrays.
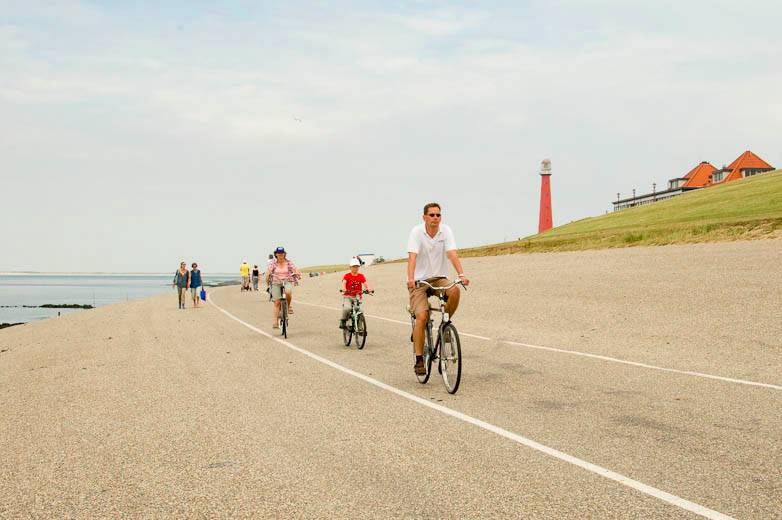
[[2, 1, 780, 273]]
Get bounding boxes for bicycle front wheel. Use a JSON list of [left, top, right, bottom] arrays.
[[439, 323, 461, 394], [355, 313, 367, 349], [280, 300, 288, 339]]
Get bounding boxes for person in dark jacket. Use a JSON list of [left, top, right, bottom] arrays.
[[190, 262, 204, 308], [252, 265, 260, 291], [173, 262, 190, 309]]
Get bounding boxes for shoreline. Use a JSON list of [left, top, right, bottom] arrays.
[[0, 322, 23, 329], [1, 304, 94, 309], [0, 272, 239, 277], [1, 281, 239, 326]]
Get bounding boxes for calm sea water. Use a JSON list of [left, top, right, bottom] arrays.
[[0, 274, 237, 323]]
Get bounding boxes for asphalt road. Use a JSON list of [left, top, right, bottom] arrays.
[[1, 240, 780, 518]]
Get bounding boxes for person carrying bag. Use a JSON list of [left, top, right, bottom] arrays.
[[189, 263, 204, 308]]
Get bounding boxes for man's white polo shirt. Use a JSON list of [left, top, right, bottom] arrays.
[[407, 223, 457, 280]]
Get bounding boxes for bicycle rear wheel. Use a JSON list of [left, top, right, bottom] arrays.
[[280, 299, 288, 339], [439, 323, 461, 394], [355, 313, 367, 349]]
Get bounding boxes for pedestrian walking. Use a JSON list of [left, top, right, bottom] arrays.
[[252, 265, 260, 291], [173, 262, 190, 309], [240, 261, 250, 291], [190, 262, 204, 308]]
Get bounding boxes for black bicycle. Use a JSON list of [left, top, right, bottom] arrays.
[[279, 296, 288, 338], [341, 289, 373, 349], [410, 279, 465, 394], [270, 282, 289, 338]]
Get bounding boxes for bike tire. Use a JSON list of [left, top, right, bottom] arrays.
[[356, 313, 367, 349], [439, 323, 461, 394], [416, 323, 433, 384], [343, 319, 353, 346], [280, 299, 288, 339]]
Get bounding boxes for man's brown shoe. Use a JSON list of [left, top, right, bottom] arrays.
[[414, 359, 426, 376]]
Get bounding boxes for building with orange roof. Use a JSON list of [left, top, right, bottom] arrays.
[[708, 150, 775, 185], [612, 150, 774, 211], [668, 161, 718, 189], [613, 161, 712, 211]]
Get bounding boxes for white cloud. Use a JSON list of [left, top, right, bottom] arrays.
[[1, 2, 781, 271], [0, 0, 107, 24], [394, 10, 485, 36]]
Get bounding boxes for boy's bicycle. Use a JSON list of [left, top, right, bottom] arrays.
[[410, 279, 465, 394], [341, 289, 373, 349]]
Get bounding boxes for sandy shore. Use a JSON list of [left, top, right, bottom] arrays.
[[1, 239, 780, 518]]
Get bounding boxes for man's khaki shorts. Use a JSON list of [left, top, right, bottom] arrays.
[[408, 277, 450, 316]]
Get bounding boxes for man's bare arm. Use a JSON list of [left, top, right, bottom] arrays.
[[407, 252, 417, 289], [446, 250, 470, 286]]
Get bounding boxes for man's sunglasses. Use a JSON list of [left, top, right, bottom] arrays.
[[427, 213, 441, 217]]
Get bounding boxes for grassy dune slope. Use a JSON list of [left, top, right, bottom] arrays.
[[300, 264, 349, 273], [461, 170, 782, 257]]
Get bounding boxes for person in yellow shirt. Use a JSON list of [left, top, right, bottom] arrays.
[[240, 261, 250, 291]]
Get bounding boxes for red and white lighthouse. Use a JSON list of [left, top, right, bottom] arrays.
[[538, 159, 553, 233]]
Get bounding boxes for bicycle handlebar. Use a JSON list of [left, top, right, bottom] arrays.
[[415, 279, 466, 291], [340, 289, 374, 295]]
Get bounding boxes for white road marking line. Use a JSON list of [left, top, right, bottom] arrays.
[[209, 295, 735, 520], [296, 300, 781, 391]]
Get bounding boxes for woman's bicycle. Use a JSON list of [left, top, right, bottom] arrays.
[[269, 282, 289, 338], [279, 295, 288, 338], [341, 289, 372, 349], [410, 279, 465, 394]]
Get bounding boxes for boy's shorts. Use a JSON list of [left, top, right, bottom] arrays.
[[408, 277, 450, 316]]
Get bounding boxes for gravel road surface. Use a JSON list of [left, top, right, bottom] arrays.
[[1, 240, 780, 518]]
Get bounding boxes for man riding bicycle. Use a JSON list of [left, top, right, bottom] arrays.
[[407, 202, 470, 375], [266, 246, 302, 329]]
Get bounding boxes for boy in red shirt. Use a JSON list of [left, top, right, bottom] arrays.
[[339, 258, 373, 329]]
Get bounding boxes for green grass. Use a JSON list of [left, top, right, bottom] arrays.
[[460, 170, 782, 257], [300, 264, 349, 273]]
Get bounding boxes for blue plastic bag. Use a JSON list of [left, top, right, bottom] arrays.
[[200, 288, 207, 301]]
